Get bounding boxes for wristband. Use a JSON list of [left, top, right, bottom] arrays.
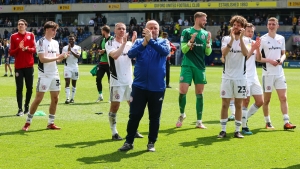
[[206, 44, 211, 48], [227, 44, 232, 48]]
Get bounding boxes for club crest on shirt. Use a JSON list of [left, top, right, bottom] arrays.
[[221, 90, 226, 96], [115, 94, 120, 99], [27, 36, 31, 40], [266, 86, 271, 90], [201, 34, 205, 40], [277, 40, 281, 44], [42, 85, 46, 90]]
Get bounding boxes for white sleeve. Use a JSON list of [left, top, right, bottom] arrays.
[[105, 40, 115, 57], [62, 46, 67, 54], [55, 41, 60, 54], [36, 39, 45, 54], [221, 36, 230, 50], [281, 37, 286, 51]]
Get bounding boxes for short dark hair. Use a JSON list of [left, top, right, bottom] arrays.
[[44, 21, 59, 30], [69, 35, 75, 39], [101, 25, 110, 33], [18, 19, 28, 26]]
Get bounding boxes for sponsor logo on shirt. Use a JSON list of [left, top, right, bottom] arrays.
[[229, 48, 241, 53], [268, 46, 281, 50]]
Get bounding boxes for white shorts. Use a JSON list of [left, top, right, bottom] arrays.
[[110, 85, 132, 102], [262, 75, 287, 92], [246, 80, 263, 96], [64, 67, 79, 80], [36, 76, 61, 92], [220, 79, 247, 99]]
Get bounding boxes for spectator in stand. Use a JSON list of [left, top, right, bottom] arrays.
[[184, 19, 189, 26], [162, 32, 176, 88], [292, 16, 297, 25], [84, 25, 89, 33], [298, 16, 300, 26], [285, 50, 290, 60], [292, 23, 297, 34], [178, 17, 183, 26], [30, 20, 37, 27], [102, 15, 107, 25], [82, 47, 88, 64], [189, 16, 194, 26], [89, 18, 94, 26]]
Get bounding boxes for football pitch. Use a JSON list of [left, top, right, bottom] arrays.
[[0, 65, 299, 169]]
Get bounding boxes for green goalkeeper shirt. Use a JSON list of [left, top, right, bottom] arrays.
[[180, 27, 212, 70]]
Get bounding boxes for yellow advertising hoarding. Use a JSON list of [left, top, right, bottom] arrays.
[[129, 1, 277, 9], [58, 5, 71, 10], [287, 0, 300, 7], [108, 4, 121, 10], [12, 6, 24, 11]]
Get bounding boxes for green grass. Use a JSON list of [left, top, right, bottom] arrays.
[[0, 65, 299, 169]]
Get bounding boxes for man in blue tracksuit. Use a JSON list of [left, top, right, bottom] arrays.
[[118, 20, 170, 152]]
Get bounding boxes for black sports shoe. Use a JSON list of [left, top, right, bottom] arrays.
[[24, 105, 29, 115], [16, 109, 24, 116], [118, 143, 133, 151], [135, 131, 144, 138], [70, 99, 74, 103], [234, 131, 244, 138], [217, 131, 226, 138], [112, 133, 123, 141], [147, 142, 155, 152], [166, 85, 172, 88], [65, 99, 70, 104], [3, 74, 7, 77]]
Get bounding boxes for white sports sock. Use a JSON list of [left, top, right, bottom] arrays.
[[71, 87, 76, 99], [48, 114, 55, 125], [65, 87, 70, 100], [235, 120, 242, 132], [283, 114, 289, 124], [26, 113, 34, 124], [109, 112, 118, 135], [247, 104, 259, 118], [220, 119, 228, 132], [264, 116, 271, 123], [241, 108, 248, 128]]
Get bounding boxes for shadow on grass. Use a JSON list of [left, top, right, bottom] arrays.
[[0, 115, 16, 119], [156, 127, 196, 136], [272, 164, 300, 169], [178, 127, 296, 148], [0, 129, 47, 136], [77, 150, 147, 164], [39, 102, 107, 106], [55, 139, 113, 149]]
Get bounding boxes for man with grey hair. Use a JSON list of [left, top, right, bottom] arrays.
[[118, 20, 170, 152]]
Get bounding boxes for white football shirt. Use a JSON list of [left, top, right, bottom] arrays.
[[246, 40, 259, 82], [105, 39, 133, 86], [260, 33, 285, 76], [36, 37, 60, 77], [221, 36, 251, 80], [62, 45, 81, 68]]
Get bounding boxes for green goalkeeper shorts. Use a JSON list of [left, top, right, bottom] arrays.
[[179, 65, 207, 85]]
